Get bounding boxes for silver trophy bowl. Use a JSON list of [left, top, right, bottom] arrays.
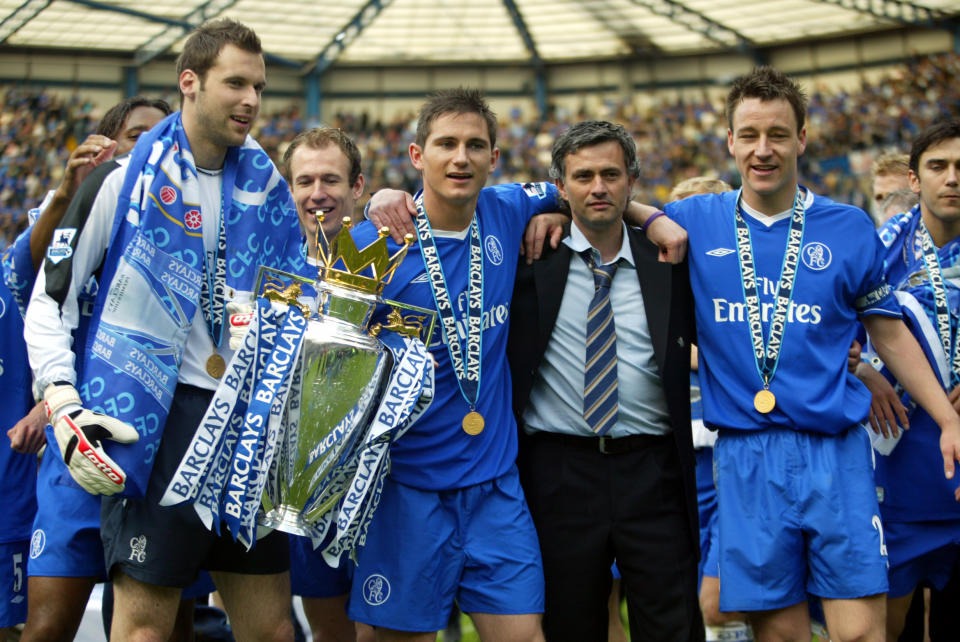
[[258, 279, 394, 536]]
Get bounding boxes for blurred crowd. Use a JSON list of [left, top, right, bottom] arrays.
[[3, 51, 959, 249]]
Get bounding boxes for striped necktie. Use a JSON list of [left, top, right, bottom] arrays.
[[581, 250, 619, 435]]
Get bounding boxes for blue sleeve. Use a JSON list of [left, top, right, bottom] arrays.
[[664, 196, 698, 230], [1, 222, 37, 318], [855, 230, 901, 319], [488, 181, 560, 226], [664, 199, 684, 227]]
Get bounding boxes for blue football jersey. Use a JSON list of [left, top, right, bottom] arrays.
[[871, 206, 960, 522], [666, 188, 899, 435], [352, 182, 559, 490], [0, 237, 38, 544], [3, 220, 97, 494]]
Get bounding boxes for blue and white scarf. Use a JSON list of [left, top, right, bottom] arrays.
[[83, 112, 304, 497]]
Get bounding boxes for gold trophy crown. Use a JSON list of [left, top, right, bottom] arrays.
[[315, 216, 414, 294]]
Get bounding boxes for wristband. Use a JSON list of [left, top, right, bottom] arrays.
[[642, 210, 666, 232]]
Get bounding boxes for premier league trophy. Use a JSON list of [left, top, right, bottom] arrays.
[[162, 219, 436, 558]]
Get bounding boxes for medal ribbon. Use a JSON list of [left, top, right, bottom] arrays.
[[199, 155, 237, 350], [735, 189, 806, 391], [414, 195, 483, 411], [916, 220, 960, 387]]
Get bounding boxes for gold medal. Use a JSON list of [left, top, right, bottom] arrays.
[[754, 389, 776, 414], [206, 353, 226, 379], [462, 411, 485, 436]]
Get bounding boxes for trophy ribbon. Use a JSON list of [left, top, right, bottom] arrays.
[[196, 300, 280, 533], [159, 300, 267, 512], [238, 349, 305, 549], [414, 195, 484, 432], [160, 300, 286, 536], [735, 189, 805, 415], [316, 332, 434, 565], [222, 306, 307, 545], [270, 358, 302, 517]]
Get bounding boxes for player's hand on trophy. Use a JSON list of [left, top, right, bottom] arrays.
[[227, 300, 255, 350], [43, 382, 139, 496], [366, 189, 417, 243]]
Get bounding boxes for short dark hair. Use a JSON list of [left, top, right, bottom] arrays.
[[415, 88, 497, 148], [549, 120, 640, 181], [726, 66, 807, 133], [176, 18, 261, 89], [96, 96, 171, 139], [910, 118, 960, 173], [281, 127, 362, 185]]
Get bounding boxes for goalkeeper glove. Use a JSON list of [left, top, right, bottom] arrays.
[[44, 382, 139, 496]]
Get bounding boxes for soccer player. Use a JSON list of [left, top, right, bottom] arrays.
[[3, 95, 175, 642], [857, 118, 960, 640], [280, 127, 363, 642], [347, 88, 561, 642], [0, 208, 39, 641], [641, 66, 960, 642], [870, 152, 910, 224], [23, 19, 304, 641]]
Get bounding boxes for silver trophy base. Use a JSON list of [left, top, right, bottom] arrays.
[[259, 505, 313, 537]]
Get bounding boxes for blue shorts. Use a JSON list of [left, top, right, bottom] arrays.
[[695, 448, 719, 583], [348, 466, 544, 632], [885, 520, 960, 598], [29, 433, 106, 579], [289, 534, 352, 598], [0, 540, 28, 627], [715, 426, 888, 611]]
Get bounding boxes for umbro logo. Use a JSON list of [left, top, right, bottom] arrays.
[[706, 248, 735, 257]]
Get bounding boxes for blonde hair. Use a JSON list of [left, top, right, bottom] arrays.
[[669, 176, 732, 201], [871, 153, 909, 179]]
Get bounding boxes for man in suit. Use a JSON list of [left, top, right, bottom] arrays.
[[508, 120, 703, 642]]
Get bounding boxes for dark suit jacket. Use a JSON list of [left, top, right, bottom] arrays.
[[508, 224, 700, 553]]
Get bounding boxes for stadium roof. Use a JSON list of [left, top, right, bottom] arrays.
[[1, 0, 958, 70]]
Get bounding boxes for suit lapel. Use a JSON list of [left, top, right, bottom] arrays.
[[533, 242, 571, 354], [629, 228, 671, 374]]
